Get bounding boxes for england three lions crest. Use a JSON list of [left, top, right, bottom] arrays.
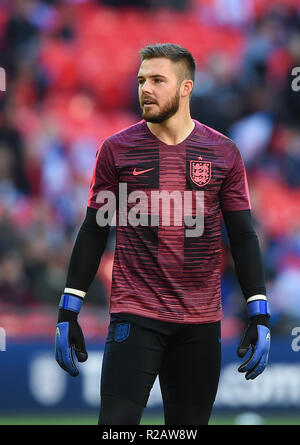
[[190, 160, 211, 187]]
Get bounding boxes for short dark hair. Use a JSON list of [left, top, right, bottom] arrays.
[[139, 43, 196, 82]]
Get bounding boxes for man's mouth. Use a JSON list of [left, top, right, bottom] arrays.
[[143, 99, 157, 106]]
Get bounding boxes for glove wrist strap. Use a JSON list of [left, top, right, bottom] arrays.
[[247, 299, 270, 317], [59, 294, 83, 313]]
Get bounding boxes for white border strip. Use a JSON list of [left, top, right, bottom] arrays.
[[64, 288, 86, 298], [247, 294, 267, 303]]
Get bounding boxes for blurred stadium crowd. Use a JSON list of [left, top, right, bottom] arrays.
[[0, 0, 299, 337]]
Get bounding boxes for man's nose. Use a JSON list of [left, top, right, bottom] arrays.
[[141, 80, 152, 94]]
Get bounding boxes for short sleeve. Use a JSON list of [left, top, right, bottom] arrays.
[[87, 139, 119, 210], [220, 148, 251, 211]]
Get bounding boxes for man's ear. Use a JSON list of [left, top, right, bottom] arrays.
[[181, 79, 193, 98]]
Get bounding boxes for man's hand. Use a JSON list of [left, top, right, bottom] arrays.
[[55, 294, 88, 377], [237, 299, 271, 380]]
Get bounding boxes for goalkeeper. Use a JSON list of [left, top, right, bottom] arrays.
[[54, 43, 270, 425]]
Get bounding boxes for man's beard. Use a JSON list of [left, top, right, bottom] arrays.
[[141, 89, 180, 123]]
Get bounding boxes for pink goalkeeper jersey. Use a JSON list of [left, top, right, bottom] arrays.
[[87, 119, 251, 323]]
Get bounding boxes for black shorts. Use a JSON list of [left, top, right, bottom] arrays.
[[100, 312, 221, 410]]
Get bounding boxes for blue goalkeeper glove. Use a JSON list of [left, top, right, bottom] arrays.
[[237, 299, 271, 380], [55, 294, 88, 377]]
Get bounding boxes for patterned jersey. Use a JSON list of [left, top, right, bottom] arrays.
[[87, 119, 251, 323]]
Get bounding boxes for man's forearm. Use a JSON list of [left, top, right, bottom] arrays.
[[229, 234, 266, 300], [222, 210, 266, 301], [64, 207, 111, 297]]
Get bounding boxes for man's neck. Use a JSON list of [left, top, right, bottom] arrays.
[[147, 115, 195, 146]]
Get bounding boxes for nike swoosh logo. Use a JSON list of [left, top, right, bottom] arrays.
[[133, 168, 154, 176]]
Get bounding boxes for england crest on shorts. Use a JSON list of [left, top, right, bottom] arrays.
[[114, 322, 130, 342], [190, 160, 211, 187]]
